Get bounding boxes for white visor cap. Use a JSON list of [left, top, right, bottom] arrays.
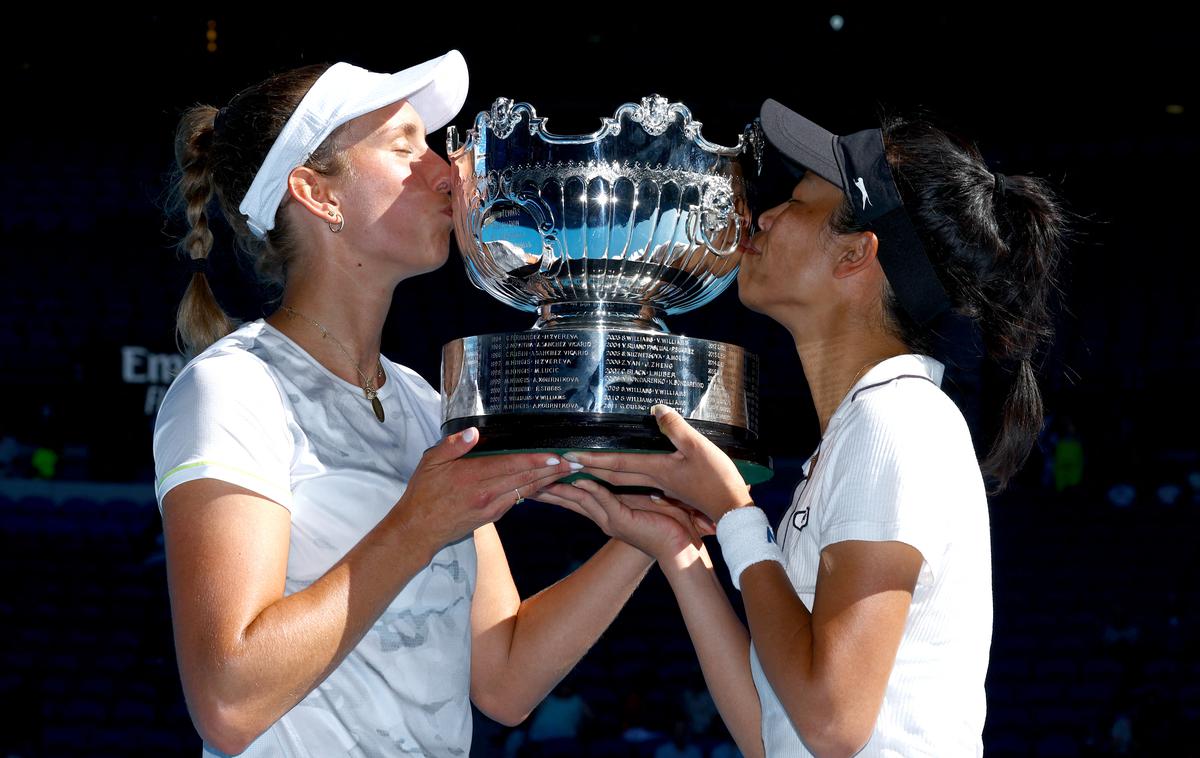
[[238, 49, 468, 239]]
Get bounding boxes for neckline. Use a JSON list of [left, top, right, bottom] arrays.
[[257, 318, 394, 399], [805, 354, 944, 469], [830, 353, 942, 422]]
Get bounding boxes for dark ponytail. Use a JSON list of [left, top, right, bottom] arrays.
[[829, 113, 1070, 493], [974, 172, 1067, 491]]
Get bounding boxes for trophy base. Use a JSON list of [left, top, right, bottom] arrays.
[[443, 412, 773, 485]]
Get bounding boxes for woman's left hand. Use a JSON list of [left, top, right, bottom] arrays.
[[534, 479, 715, 563], [563, 405, 754, 522]]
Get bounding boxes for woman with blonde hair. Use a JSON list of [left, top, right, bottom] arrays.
[[156, 51, 679, 756]]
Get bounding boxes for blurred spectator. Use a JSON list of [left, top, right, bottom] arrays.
[[1036, 410, 1058, 490], [1109, 710, 1135, 755], [710, 742, 744, 758], [1155, 483, 1182, 506], [1054, 418, 1084, 493], [504, 681, 592, 757], [620, 689, 663, 744], [680, 671, 717, 738], [654, 719, 701, 758], [30, 446, 58, 479], [0, 434, 22, 476], [1103, 604, 1141, 661], [528, 682, 590, 743], [1107, 483, 1136, 508]]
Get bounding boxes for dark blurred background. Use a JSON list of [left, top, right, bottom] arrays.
[[1, 9, 1196, 757]]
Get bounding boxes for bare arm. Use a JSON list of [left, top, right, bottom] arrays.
[[536, 481, 765, 757], [163, 479, 438, 754], [739, 541, 920, 758], [659, 542, 765, 758], [564, 408, 923, 757], [468, 521, 654, 725], [163, 429, 577, 755]]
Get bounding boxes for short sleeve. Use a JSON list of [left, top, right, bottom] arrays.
[[153, 351, 295, 515], [817, 388, 968, 579]]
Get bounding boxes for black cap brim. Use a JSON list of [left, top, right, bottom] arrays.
[[760, 99, 843, 190]]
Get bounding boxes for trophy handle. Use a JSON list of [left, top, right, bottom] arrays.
[[513, 190, 557, 271], [688, 190, 742, 258]]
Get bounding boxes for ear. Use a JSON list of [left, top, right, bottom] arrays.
[[832, 230, 879, 280], [286, 165, 341, 225]]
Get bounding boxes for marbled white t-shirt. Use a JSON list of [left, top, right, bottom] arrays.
[[154, 319, 476, 757]]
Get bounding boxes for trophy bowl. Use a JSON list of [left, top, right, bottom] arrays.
[[441, 96, 772, 484]]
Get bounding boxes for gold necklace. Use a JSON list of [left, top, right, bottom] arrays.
[[282, 305, 386, 423], [843, 356, 891, 401]]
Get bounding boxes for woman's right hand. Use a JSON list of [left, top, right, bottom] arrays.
[[393, 427, 581, 555], [534, 478, 716, 563]]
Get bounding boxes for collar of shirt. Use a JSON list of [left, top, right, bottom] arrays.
[[801, 353, 945, 478]]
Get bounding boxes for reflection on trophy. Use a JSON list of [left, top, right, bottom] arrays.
[[441, 96, 772, 484]]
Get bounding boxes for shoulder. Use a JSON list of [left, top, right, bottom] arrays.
[[841, 370, 971, 460], [162, 325, 283, 411], [814, 362, 986, 576], [821, 362, 980, 498], [153, 323, 297, 507], [155, 322, 292, 438]]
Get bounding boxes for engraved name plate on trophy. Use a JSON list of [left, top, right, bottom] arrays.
[[441, 96, 771, 484]]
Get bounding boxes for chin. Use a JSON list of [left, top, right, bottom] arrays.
[[734, 277, 758, 311]]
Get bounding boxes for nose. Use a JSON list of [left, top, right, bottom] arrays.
[[424, 149, 452, 195], [756, 201, 786, 233]]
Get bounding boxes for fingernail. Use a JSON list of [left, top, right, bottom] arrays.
[[564, 452, 581, 462], [650, 404, 671, 419], [568, 462, 584, 471], [545, 456, 561, 466], [650, 493, 661, 500], [462, 427, 478, 443]]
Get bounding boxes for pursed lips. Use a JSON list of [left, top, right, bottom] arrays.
[[741, 234, 764, 256]]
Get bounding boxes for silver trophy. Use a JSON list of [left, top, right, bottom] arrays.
[[441, 96, 771, 484]]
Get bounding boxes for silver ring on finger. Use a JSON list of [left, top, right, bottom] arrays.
[[513, 487, 525, 505]]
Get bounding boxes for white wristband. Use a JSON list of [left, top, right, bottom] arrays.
[[716, 506, 784, 590]]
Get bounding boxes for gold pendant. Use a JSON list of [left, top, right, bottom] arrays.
[[364, 388, 385, 423]]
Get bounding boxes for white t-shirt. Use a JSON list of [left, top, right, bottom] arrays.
[[153, 319, 477, 757], [749, 354, 992, 757]]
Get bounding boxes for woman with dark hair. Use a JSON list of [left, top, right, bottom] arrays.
[[155, 51, 670, 757], [538, 99, 1068, 756]]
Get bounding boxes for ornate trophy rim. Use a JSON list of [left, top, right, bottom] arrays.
[[446, 95, 761, 332], [447, 94, 752, 160]]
